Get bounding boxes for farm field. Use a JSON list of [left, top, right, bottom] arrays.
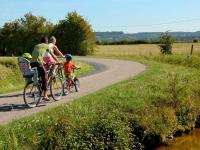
[[96, 43, 200, 56], [1, 44, 200, 149]]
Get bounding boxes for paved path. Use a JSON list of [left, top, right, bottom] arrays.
[[0, 58, 146, 125]]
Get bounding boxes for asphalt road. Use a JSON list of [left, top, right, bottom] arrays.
[[0, 57, 146, 125]]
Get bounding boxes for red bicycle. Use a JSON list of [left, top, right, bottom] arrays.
[[63, 67, 80, 95]]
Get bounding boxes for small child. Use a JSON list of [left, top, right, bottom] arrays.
[[63, 54, 80, 80]]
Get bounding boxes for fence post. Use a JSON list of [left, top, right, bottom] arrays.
[[191, 44, 194, 55]]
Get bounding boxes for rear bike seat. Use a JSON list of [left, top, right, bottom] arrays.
[[18, 57, 39, 85]]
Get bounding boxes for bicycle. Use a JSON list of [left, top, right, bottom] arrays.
[[63, 67, 81, 95], [18, 57, 64, 108], [46, 63, 64, 101]]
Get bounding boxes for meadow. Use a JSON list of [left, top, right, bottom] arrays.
[[96, 43, 200, 56], [0, 57, 93, 94], [1, 44, 200, 149]]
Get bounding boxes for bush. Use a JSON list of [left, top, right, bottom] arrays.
[[54, 11, 96, 56], [159, 32, 174, 54], [193, 39, 199, 43]]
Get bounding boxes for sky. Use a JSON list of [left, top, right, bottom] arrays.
[[0, 0, 200, 33]]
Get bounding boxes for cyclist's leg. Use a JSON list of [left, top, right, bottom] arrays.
[[65, 73, 71, 90], [40, 65, 48, 98], [31, 62, 48, 98], [52, 64, 58, 75], [48, 57, 58, 76]]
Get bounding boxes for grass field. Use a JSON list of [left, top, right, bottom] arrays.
[[1, 44, 200, 149], [95, 43, 200, 70], [0, 57, 93, 94], [96, 43, 200, 56]]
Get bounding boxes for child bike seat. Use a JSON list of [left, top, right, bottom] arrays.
[[18, 57, 39, 84]]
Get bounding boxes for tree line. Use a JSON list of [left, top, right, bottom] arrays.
[[96, 39, 160, 45], [0, 12, 96, 56]]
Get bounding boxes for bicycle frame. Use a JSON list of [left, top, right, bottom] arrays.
[[64, 67, 80, 91]]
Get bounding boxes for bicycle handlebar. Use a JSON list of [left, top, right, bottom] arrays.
[[73, 67, 81, 70]]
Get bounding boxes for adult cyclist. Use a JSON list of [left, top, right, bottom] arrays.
[[30, 36, 50, 101]]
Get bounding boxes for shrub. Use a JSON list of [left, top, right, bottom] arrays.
[[193, 39, 198, 43], [159, 32, 174, 54]]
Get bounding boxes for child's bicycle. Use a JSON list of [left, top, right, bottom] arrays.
[[18, 57, 64, 108], [63, 67, 81, 95]]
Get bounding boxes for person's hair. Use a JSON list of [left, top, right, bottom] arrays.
[[50, 36, 56, 43], [41, 36, 48, 43]]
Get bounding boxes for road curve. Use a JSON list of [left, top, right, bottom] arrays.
[[0, 57, 146, 125]]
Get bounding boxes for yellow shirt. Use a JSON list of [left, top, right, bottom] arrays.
[[31, 43, 49, 64]]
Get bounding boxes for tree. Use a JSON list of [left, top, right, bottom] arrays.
[[20, 13, 53, 53], [0, 13, 53, 55], [53, 11, 96, 55], [159, 32, 174, 54]]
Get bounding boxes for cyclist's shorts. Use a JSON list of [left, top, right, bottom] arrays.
[[43, 55, 57, 65], [65, 72, 73, 79]]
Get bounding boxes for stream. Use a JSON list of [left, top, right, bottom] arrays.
[[156, 129, 200, 150]]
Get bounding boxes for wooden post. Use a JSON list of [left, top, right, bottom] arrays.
[[191, 44, 194, 55]]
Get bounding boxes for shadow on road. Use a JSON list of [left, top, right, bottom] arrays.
[[0, 93, 22, 99], [0, 104, 28, 112], [0, 103, 47, 112]]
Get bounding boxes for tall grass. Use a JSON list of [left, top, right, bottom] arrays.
[[0, 57, 24, 94]]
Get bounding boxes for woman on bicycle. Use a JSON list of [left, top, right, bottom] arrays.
[[43, 36, 64, 75]]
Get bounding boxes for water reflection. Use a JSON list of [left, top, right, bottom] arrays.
[[157, 129, 200, 150]]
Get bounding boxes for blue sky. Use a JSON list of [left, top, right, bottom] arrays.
[[0, 0, 200, 33]]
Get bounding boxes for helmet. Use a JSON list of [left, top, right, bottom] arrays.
[[65, 54, 72, 60], [22, 53, 32, 59]]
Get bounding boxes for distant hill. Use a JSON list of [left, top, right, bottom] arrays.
[[96, 31, 200, 41]]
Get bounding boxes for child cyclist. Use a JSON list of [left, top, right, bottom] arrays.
[[63, 54, 80, 90]]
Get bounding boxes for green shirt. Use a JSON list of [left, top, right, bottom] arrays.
[[31, 43, 49, 64]]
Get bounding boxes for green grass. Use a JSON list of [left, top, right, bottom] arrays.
[[1, 52, 200, 149], [0, 57, 24, 94], [0, 57, 93, 94], [1, 44, 200, 149], [74, 61, 93, 77]]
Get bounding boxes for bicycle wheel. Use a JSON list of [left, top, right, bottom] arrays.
[[50, 76, 63, 101], [23, 83, 41, 108], [62, 80, 70, 96], [74, 77, 80, 92]]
